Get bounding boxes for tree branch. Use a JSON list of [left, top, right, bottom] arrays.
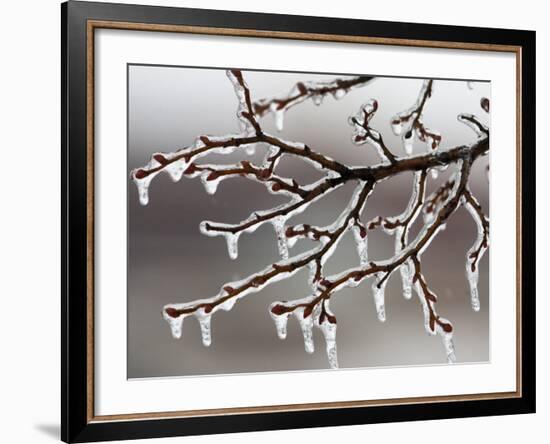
[[132, 69, 490, 369], [253, 75, 374, 130]]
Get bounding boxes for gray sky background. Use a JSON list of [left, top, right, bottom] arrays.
[[127, 65, 490, 379]]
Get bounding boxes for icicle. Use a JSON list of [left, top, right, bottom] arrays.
[[371, 274, 387, 322], [319, 320, 338, 369], [467, 81, 474, 90], [165, 314, 184, 339], [316, 301, 338, 369], [403, 130, 414, 154], [275, 313, 290, 339], [225, 232, 240, 260], [442, 332, 456, 363], [196, 312, 212, 347], [200, 172, 221, 195], [272, 216, 289, 260], [134, 174, 154, 206], [269, 303, 290, 340], [273, 109, 284, 131], [467, 264, 481, 312], [297, 308, 315, 353], [399, 259, 414, 300], [351, 225, 368, 266]]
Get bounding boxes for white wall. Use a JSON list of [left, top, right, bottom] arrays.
[[0, 0, 546, 443]]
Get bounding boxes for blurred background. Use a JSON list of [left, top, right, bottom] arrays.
[[127, 65, 490, 378]]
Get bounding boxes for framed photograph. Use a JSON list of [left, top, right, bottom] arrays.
[[62, 1, 535, 442]]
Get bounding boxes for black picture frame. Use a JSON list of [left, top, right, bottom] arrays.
[[62, 1, 536, 442]]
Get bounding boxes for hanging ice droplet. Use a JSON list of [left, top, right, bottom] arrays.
[[403, 131, 414, 155], [133, 173, 155, 206], [297, 311, 314, 353], [165, 158, 188, 182], [320, 322, 339, 369], [225, 233, 240, 260], [399, 259, 414, 300], [466, 258, 481, 312], [442, 332, 456, 363], [269, 305, 290, 340], [273, 110, 284, 131], [372, 276, 387, 322], [312, 94, 324, 106], [469, 280, 480, 312], [391, 119, 403, 136], [431, 169, 439, 179], [198, 314, 212, 346], [164, 312, 184, 339], [332, 88, 347, 100], [272, 216, 289, 260], [201, 173, 221, 195]]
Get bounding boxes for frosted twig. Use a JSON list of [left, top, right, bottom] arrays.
[[253, 75, 374, 130]]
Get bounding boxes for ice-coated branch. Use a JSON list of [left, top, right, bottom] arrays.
[[253, 75, 374, 130], [132, 69, 490, 369], [390, 80, 443, 179], [349, 99, 397, 164], [462, 189, 490, 311]]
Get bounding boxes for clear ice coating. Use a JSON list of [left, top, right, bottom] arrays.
[[317, 302, 339, 369], [269, 303, 291, 339], [196, 312, 212, 347], [458, 113, 489, 136], [423, 170, 459, 225], [200, 171, 221, 195], [402, 130, 414, 154], [351, 225, 369, 266], [297, 308, 315, 353], [272, 216, 289, 260], [163, 311, 184, 339], [226, 70, 257, 136], [273, 107, 285, 131], [382, 171, 425, 299], [462, 193, 489, 312], [253, 76, 371, 131], [371, 274, 387, 322], [348, 100, 395, 164], [412, 275, 457, 363], [398, 257, 414, 300], [442, 332, 456, 363], [225, 232, 240, 260], [270, 298, 340, 368], [139, 70, 486, 370], [390, 80, 441, 156]]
